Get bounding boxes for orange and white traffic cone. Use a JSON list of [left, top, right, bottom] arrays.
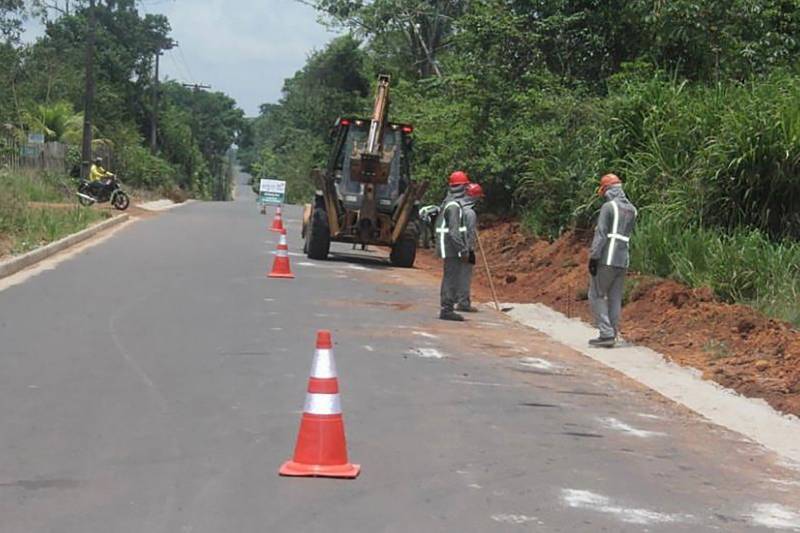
[[268, 228, 295, 279], [270, 205, 285, 233], [279, 330, 360, 479]]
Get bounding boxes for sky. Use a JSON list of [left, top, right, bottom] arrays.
[[142, 0, 340, 116], [24, 0, 341, 117]]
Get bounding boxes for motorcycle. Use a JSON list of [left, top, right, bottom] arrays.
[[77, 175, 130, 211]]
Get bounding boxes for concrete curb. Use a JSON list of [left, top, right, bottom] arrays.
[[0, 214, 130, 280]]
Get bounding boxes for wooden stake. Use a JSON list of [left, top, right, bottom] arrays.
[[476, 230, 501, 312]]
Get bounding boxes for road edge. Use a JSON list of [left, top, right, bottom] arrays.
[[502, 302, 800, 468], [0, 214, 130, 280]]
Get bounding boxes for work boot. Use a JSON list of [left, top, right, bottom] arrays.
[[456, 305, 479, 313], [439, 310, 465, 322], [589, 336, 616, 348]]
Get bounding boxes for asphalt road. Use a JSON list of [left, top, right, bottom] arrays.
[[1, 170, 799, 533]]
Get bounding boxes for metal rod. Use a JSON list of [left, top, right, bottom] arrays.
[[476, 230, 501, 312]]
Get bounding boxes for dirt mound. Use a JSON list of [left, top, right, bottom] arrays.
[[416, 220, 800, 417]]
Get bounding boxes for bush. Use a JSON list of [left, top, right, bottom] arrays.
[[116, 144, 177, 190]]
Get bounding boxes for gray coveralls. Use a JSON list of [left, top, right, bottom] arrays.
[[458, 202, 478, 309], [588, 186, 638, 339], [436, 187, 469, 314]]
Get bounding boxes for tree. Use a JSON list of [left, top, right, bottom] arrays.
[[308, 0, 467, 78]]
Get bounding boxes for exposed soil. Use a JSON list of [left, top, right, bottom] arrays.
[[415, 219, 800, 417]]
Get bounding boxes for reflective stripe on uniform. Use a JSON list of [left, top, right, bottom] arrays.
[[436, 201, 467, 258], [605, 200, 632, 265], [606, 200, 620, 265]]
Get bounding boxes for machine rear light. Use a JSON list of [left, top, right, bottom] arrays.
[[401, 125, 413, 134], [340, 119, 351, 126]]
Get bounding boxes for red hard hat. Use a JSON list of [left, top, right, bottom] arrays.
[[449, 171, 470, 186], [598, 173, 622, 197], [466, 182, 484, 198]]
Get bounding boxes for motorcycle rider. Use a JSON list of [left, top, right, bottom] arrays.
[[88, 157, 114, 197], [436, 170, 471, 321], [456, 182, 484, 313], [588, 173, 638, 347]]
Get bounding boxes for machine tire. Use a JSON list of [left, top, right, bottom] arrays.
[[306, 209, 330, 260], [390, 236, 417, 268]]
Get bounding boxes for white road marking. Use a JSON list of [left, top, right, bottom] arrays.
[[271, 327, 282, 332], [468, 483, 482, 489], [450, 379, 525, 388], [491, 514, 539, 525], [599, 417, 666, 438], [264, 298, 275, 302], [506, 303, 800, 464], [519, 357, 561, 371], [561, 489, 692, 525], [412, 331, 439, 340], [296, 262, 317, 267], [414, 348, 446, 359], [768, 478, 800, 488], [636, 413, 665, 420], [747, 503, 800, 530], [364, 345, 375, 352]]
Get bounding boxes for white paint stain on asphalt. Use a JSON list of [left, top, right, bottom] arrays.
[[491, 514, 540, 525], [263, 298, 275, 302], [636, 413, 665, 420], [412, 331, 439, 340], [468, 483, 482, 489], [271, 327, 282, 332], [747, 503, 800, 530], [599, 417, 666, 438], [364, 345, 375, 352], [450, 379, 525, 388], [414, 348, 446, 359], [561, 489, 691, 525], [519, 357, 561, 371]]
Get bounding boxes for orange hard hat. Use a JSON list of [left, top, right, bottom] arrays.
[[598, 173, 622, 197], [466, 182, 485, 198], [449, 171, 470, 186]]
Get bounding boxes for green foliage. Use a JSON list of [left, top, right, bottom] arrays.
[[631, 213, 800, 324], [0, 170, 106, 255]]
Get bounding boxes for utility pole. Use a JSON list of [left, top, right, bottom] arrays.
[[150, 39, 176, 154], [180, 83, 214, 198], [80, 0, 97, 179]]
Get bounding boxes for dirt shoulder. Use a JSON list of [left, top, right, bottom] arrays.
[[414, 220, 800, 417]]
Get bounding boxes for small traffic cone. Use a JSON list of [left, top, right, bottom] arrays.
[[270, 205, 285, 233], [279, 331, 360, 479], [268, 228, 295, 279]]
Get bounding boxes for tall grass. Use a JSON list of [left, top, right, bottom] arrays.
[[631, 212, 800, 325], [0, 171, 106, 256]]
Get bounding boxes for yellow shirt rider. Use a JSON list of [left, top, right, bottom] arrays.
[[89, 157, 113, 182]]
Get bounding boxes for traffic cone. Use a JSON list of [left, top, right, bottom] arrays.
[[279, 330, 360, 479], [270, 205, 285, 233], [268, 228, 295, 279]]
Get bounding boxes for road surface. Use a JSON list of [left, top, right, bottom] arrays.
[[1, 170, 799, 532]]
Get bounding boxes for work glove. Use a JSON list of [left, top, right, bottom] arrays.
[[588, 258, 599, 277]]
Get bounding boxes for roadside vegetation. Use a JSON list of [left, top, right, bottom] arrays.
[[0, 170, 107, 256], [238, 0, 800, 325], [0, 1, 244, 198], [0, 1, 245, 256]]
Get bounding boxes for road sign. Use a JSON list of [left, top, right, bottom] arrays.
[[259, 179, 286, 205]]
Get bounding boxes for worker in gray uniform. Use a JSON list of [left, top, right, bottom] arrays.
[[436, 171, 471, 321], [456, 182, 484, 313], [588, 174, 638, 347]]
